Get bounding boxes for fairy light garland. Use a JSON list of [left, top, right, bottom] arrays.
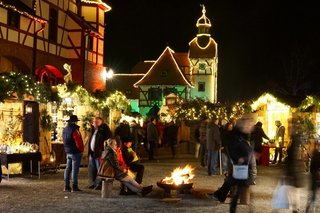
[[0, 72, 50, 103], [81, 0, 111, 12], [0, 1, 47, 24]]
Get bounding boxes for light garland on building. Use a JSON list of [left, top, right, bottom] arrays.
[[81, 0, 112, 12], [0, 1, 47, 24], [251, 93, 290, 112], [298, 95, 320, 112]]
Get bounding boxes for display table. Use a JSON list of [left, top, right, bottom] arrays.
[[0, 152, 42, 180]]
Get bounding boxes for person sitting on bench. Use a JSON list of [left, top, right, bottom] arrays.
[[99, 138, 152, 197]]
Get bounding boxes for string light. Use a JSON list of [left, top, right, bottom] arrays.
[[0, 1, 47, 24], [134, 47, 194, 88], [81, 0, 111, 12]]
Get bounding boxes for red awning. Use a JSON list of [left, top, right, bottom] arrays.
[[35, 65, 64, 78]]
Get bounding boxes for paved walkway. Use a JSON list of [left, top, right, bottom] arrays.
[[0, 156, 313, 213]]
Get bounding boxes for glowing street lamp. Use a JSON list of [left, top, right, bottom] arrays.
[[103, 68, 114, 80]]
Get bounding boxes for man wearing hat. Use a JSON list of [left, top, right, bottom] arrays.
[[62, 115, 84, 192]]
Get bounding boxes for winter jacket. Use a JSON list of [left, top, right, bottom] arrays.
[[88, 123, 111, 158], [227, 130, 257, 185], [250, 125, 269, 153], [63, 123, 84, 154], [147, 122, 159, 142], [221, 129, 233, 154], [101, 146, 127, 180], [206, 121, 221, 151], [275, 125, 285, 146], [163, 124, 178, 146]]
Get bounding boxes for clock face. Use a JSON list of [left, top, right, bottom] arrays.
[[199, 63, 206, 70]]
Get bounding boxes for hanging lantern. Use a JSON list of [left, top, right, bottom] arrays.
[[49, 151, 56, 163], [25, 103, 33, 114]]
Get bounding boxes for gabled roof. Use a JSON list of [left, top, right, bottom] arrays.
[[134, 47, 193, 87], [107, 74, 143, 99], [189, 36, 217, 59], [131, 61, 155, 74], [67, 10, 102, 38], [173, 53, 190, 67]]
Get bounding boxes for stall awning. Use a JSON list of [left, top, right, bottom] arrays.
[[35, 65, 64, 79]]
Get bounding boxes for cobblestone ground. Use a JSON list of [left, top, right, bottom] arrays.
[[0, 156, 313, 213]]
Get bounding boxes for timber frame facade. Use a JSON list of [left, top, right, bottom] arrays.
[[0, 0, 111, 91]]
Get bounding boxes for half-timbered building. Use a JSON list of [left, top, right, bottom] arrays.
[[108, 6, 218, 115], [0, 0, 111, 91]]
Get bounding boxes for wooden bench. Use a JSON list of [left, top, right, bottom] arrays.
[[101, 178, 114, 198]]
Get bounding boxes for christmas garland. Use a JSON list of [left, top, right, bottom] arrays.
[[0, 72, 51, 103], [174, 98, 251, 122]]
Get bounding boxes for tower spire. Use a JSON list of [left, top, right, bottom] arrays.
[[196, 5, 211, 35]]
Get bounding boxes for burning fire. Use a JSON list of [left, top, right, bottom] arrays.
[[161, 165, 195, 185]]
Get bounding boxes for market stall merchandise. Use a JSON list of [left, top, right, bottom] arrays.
[[0, 152, 42, 180]]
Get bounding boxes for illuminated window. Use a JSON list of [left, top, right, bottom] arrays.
[[88, 36, 94, 51], [49, 8, 58, 42], [8, 11, 20, 28], [198, 82, 205, 92]]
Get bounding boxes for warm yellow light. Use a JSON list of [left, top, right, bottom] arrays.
[[161, 165, 195, 185]]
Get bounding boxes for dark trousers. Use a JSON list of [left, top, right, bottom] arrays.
[[199, 143, 207, 166], [148, 140, 155, 160], [88, 152, 100, 186], [230, 184, 246, 213], [129, 162, 144, 184], [273, 147, 283, 163], [214, 177, 233, 202]]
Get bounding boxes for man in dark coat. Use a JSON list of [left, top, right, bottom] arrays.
[[250, 121, 269, 163], [206, 116, 221, 176], [88, 117, 111, 189], [63, 115, 84, 192], [147, 117, 159, 160], [115, 120, 131, 142], [163, 121, 179, 158], [195, 117, 208, 167]]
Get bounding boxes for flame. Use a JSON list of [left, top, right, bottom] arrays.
[[161, 165, 195, 185]]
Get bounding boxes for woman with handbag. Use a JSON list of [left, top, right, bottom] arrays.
[[98, 138, 153, 196]]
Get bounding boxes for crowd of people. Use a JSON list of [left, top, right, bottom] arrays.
[[62, 115, 155, 196], [195, 116, 286, 177], [60, 113, 320, 212]]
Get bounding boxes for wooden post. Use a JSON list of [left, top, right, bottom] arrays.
[[101, 179, 114, 198]]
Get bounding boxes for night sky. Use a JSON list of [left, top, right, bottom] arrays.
[[104, 0, 320, 101]]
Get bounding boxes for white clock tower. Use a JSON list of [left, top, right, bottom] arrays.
[[188, 5, 218, 103]]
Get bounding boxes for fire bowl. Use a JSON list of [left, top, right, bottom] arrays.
[[157, 181, 193, 191]]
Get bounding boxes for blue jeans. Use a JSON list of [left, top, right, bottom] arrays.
[[88, 153, 100, 186], [207, 150, 219, 175], [64, 153, 82, 188]]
